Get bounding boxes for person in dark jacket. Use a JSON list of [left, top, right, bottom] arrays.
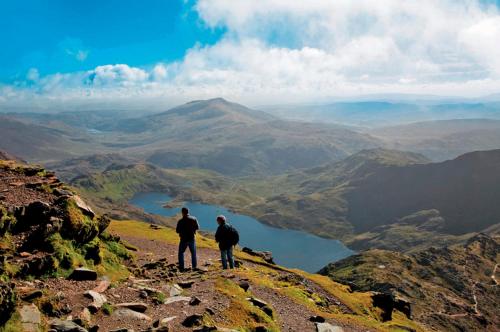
[[215, 215, 235, 269], [176, 207, 199, 271]]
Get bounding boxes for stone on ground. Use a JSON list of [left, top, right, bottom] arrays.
[[112, 308, 152, 321], [19, 304, 41, 332], [167, 284, 183, 297], [316, 322, 344, 332], [50, 318, 89, 332], [189, 296, 202, 306], [164, 296, 191, 304], [84, 290, 107, 312], [68, 268, 98, 281], [182, 314, 203, 327], [114, 302, 148, 313], [92, 279, 111, 293], [20, 289, 43, 301]]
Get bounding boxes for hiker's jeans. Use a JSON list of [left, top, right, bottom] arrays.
[[178, 239, 197, 270], [220, 246, 234, 269]]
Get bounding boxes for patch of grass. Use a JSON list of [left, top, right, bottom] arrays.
[[215, 278, 279, 331], [151, 291, 166, 304], [102, 302, 113, 315], [0, 312, 22, 332]]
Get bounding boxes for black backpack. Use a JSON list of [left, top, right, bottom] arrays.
[[227, 224, 239, 246]]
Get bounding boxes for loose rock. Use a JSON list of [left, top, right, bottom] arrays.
[[238, 280, 250, 292], [310, 315, 326, 323], [164, 296, 191, 304], [189, 296, 202, 306], [21, 289, 43, 301], [19, 304, 41, 332], [113, 308, 152, 321], [316, 322, 344, 332], [68, 268, 98, 281], [182, 314, 203, 327], [50, 319, 89, 332], [114, 302, 148, 313], [92, 279, 111, 293], [84, 290, 107, 313]]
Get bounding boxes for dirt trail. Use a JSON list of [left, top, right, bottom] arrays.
[[102, 231, 365, 332]]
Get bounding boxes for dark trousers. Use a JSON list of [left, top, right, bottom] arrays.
[[220, 246, 234, 269], [178, 239, 197, 270]]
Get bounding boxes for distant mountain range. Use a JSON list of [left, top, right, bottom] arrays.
[[245, 149, 500, 247], [263, 101, 500, 127], [368, 118, 500, 161], [1, 98, 381, 176], [3, 98, 499, 168]]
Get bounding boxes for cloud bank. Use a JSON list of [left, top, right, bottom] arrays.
[[2, 0, 500, 110]]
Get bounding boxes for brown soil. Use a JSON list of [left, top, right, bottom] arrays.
[[0, 167, 56, 207]]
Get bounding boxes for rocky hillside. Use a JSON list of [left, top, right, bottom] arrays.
[[320, 234, 500, 331], [0, 157, 423, 331]]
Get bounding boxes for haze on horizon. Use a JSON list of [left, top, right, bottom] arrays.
[[2, 0, 500, 111]]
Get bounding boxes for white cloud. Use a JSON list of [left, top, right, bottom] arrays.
[[2, 0, 500, 109]]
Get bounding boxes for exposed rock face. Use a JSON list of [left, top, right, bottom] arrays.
[[0, 160, 120, 278], [320, 234, 500, 331], [242, 247, 275, 264]]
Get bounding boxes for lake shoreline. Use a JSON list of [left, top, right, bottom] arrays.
[[130, 191, 354, 272]]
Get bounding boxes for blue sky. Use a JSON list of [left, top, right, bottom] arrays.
[[1, 0, 500, 110], [0, 0, 224, 81]]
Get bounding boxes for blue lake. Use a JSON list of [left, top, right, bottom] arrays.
[[130, 192, 354, 272]]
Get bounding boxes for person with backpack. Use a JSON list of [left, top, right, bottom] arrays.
[[176, 207, 199, 271], [215, 215, 239, 269]]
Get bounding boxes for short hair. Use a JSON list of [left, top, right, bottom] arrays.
[[181, 207, 189, 214], [217, 215, 226, 223]]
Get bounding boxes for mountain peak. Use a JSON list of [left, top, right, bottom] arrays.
[[157, 97, 275, 123]]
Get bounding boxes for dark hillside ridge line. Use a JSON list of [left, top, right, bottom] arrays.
[[345, 149, 500, 234]]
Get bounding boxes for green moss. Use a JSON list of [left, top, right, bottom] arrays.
[[215, 278, 279, 331], [102, 303, 113, 315], [0, 312, 22, 332], [152, 291, 166, 304], [61, 199, 99, 243], [44, 233, 87, 277], [0, 208, 16, 237]]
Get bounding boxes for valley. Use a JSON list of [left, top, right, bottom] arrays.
[[2, 98, 499, 254], [1, 97, 499, 332]]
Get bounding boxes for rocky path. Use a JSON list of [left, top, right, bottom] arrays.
[[10, 227, 367, 332], [107, 230, 361, 332]]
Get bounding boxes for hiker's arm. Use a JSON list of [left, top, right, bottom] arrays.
[[215, 227, 220, 242], [176, 220, 180, 234], [194, 218, 199, 231]]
